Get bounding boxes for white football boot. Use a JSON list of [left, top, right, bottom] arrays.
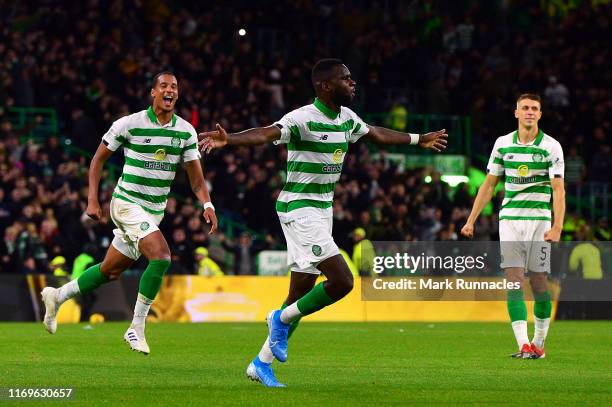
[[41, 287, 60, 334], [124, 325, 150, 355]]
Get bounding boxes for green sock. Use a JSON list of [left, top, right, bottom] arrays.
[[138, 259, 171, 300], [281, 303, 301, 339], [295, 282, 334, 317], [507, 289, 527, 322], [77, 263, 108, 294], [534, 291, 552, 319]]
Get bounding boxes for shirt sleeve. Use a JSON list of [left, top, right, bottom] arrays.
[[272, 110, 300, 145], [486, 137, 504, 176], [548, 140, 564, 178], [345, 108, 369, 143], [182, 126, 202, 162], [101, 117, 129, 151]]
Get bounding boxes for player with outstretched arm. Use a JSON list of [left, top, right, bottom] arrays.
[[200, 59, 448, 386]]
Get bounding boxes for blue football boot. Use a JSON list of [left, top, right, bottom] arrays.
[[267, 310, 290, 362], [246, 356, 286, 387]]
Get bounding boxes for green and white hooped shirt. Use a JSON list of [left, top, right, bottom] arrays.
[[102, 106, 201, 215], [273, 98, 370, 223], [487, 129, 564, 221]]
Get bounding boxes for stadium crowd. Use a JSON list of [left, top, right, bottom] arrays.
[[0, 1, 610, 274]]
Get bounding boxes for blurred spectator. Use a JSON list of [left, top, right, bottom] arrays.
[[194, 247, 224, 277], [473, 216, 495, 241], [594, 219, 610, 241], [221, 232, 272, 275], [169, 228, 194, 274], [569, 225, 603, 280], [563, 213, 586, 240], [589, 143, 611, 183], [10, 220, 48, 270], [186, 215, 209, 248], [1, 226, 19, 272], [339, 248, 359, 277], [543, 76, 570, 108], [0, 187, 11, 233], [453, 183, 472, 209], [385, 102, 408, 131], [20, 257, 37, 275], [266, 69, 285, 120], [71, 249, 97, 322], [48, 255, 68, 277], [351, 228, 375, 276], [564, 146, 586, 185], [72, 252, 95, 280]]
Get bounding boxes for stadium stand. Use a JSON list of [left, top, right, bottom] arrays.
[[0, 1, 610, 274]]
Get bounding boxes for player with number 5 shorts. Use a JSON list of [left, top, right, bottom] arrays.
[[462, 93, 565, 360]]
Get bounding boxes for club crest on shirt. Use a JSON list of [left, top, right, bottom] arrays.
[[332, 148, 343, 163], [171, 137, 181, 148], [312, 245, 322, 256], [154, 148, 167, 161], [532, 152, 544, 162], [140, 222, 150, 231]]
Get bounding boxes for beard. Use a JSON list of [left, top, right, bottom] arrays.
[[332, 90, 354, 107]]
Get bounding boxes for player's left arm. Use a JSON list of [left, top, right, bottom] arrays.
[[364, 126, 448, 152], [544, 142, 565, 242], [184, 159, 218, 235], [545, 177, 565, 242]]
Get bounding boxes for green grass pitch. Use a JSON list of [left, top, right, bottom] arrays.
[[1, 322, 610, 406]]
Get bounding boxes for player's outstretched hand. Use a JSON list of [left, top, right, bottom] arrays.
[[203, 207, 218, 235], [86, 200, 102, 221], [198, 123, 228, 154], [418, 129, 448, 152], [460, 223, 474, 239], [543, 228, 561, 242]]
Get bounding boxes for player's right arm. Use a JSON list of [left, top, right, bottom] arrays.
[[86, 143, 114, 221], [199, 109, 302, 153], [461, 174, 499, 238], [87, 117, 126, 220], [198, 123, 281, 153], [461, 137, 504, 238]]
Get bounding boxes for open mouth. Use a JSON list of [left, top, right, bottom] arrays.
[[162, 95, 174, 107]]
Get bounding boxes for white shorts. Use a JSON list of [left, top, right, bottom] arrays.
[[109, 197, 164, 260], [280, 216, 340, 275], [499, 220, 551, 273]]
